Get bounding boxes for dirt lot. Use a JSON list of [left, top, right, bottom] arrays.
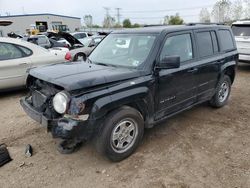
[[0, 64, 249, 188]]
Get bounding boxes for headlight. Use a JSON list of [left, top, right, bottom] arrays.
[[53, 91, 70, 114]]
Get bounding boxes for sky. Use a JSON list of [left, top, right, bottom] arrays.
[[0, 0, 219, 25]]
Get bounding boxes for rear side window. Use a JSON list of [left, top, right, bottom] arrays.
[[197, 32, 213, 58], [218, 30, 235, 51], [211, 31, 219, 53], [161, 33, 193, 62], [18, 45, 32, 56], [0, 42, 23, 60]]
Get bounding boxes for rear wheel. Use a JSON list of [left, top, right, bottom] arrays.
[[210, 75, 231, 108], [95, 106, 144, 162]]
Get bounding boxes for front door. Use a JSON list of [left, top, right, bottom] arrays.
[[155, 31, 198, 120]]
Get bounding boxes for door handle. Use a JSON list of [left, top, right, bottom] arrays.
[[217, 60, 224, 63], [187, 68, 198, 73], [19, 63, 28, 66]]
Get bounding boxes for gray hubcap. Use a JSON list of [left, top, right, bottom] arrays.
[[218, 81, 229, 103], [111, 118, 138, 153]]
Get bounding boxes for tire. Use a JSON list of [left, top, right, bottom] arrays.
[[210, 75, 231, 108], [73, 53, 86, 62], [95, 106, 144, 162]]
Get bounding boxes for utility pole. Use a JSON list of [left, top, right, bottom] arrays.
[[103, 7, 110, 18], [115, 8, 122, 25], [103, 7, 111, 28]]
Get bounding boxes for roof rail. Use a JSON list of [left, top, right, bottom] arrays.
[[143, 24, 166, 27], [186, 22, 225, 26]]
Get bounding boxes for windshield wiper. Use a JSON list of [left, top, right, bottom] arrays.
[[94, 62, 117, 67]]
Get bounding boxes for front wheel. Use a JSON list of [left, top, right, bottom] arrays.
[[95, 106, 144, 162], [210, 75, 231, 108]]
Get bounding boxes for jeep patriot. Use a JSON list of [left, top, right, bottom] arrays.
[[20, 24, 238, 161]]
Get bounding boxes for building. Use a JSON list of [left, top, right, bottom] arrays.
[[0, 13, 81, 36]]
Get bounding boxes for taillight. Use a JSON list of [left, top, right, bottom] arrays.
[[65, 52, 72, 61]]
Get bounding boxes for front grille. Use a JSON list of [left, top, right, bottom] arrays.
[[28, 77, 63, 119], [32, 90, 48, 111]]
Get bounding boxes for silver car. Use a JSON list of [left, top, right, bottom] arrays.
[[0, 37, 68, 91]]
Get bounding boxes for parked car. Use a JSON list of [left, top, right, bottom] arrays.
[[26, 35, 69, 50], [46, 32, 84, 49], [0, 37, 68, 91], [70, 32, 90, 44], [232, 20, 250, 63], [71, 35, 105, 61], [20, 24, 238, 161]]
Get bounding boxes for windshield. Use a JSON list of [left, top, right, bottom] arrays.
[[232, 25, 250, 36], [89, 34, 156, 68]]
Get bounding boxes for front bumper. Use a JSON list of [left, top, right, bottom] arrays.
[[20, 97, 95, 140]]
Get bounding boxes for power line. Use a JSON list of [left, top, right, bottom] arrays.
[[121, 4, 214, 13], [120, 14, 199, 20]]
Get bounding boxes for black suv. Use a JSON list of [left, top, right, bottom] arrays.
[[20, 24, 238, 161]]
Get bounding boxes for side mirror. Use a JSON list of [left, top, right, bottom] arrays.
[[158, 56, 180, 69]]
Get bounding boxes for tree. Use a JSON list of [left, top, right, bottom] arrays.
[[199, 8, 211, 23], [132, 23, 141, 28], [243, 0, 250, 19], [212, 0, 232, 22], [84, 15, 93, 28], [123, 19, 132, 28], [230, 0, 243, 20], [164, 13, 184, 25]]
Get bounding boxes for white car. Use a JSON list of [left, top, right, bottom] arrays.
[[232, 20, 250, 62], [0, 37, 68, 91], [70, 32, 89, 44]]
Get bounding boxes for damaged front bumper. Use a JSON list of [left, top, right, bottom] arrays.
[[20, 97, 95, 140]]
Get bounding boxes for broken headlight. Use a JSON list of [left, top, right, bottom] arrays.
[[53, 91, 70, 114]]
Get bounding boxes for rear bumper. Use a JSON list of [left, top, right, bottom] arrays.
[[20, 97, 95, 140], [239, 54, 250, 63]]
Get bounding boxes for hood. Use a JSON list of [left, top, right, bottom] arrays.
[[47, 32, 83, 46], [29, 62, 140, 91]]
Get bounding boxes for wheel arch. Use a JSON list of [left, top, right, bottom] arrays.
[[90, 87, 153, 127], [73, 52, 86, 61]]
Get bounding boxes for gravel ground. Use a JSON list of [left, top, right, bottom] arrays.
[[0, 64, 249, 188]]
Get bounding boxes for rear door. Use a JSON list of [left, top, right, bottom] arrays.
[[155, 31, 198, 119], [0, 42, 32, 90], [193, 30, 221, 101]]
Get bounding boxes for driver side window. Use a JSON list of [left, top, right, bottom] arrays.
[[160, 33, 193, 63]]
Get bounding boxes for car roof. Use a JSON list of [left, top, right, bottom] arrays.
[[112, 25, 231, 34], [232, 20, 250, 25], [0, 37, 48, 51]]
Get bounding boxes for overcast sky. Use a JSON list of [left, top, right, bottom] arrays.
[[0, 0, 219, 25]]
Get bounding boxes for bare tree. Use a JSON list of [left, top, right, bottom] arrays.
[[230, 0, 243, 20], [84, 15, 93, 28], [212, 0, 232, 22], [199, 8, 211, 23], [243, 0, 250, 19]]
